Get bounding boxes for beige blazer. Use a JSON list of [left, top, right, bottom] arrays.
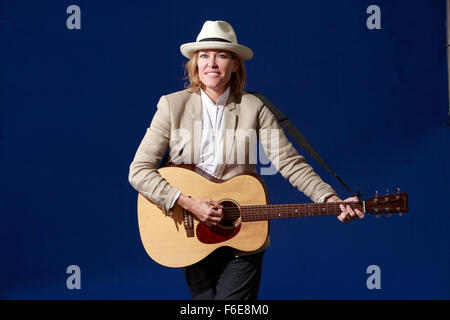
[[129, 89, 336, 253]]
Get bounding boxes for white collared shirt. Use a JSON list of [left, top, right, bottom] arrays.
[[196, 86, 230, 178]]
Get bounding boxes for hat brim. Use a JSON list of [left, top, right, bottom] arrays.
[[180, 41, 253, 61]]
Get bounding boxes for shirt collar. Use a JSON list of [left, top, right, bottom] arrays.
[[200, 86, 230, 107]]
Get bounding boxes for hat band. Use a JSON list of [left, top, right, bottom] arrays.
[[198, 37, 232, 43]]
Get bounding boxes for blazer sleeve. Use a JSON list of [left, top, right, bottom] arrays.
[[257, 104, 337, 203], [128, 95, 180, 215]]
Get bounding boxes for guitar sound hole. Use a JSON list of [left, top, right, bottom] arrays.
[[219, 200, 241, 228]]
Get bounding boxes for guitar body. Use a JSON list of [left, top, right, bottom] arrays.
[[137, 165, 269, 268]]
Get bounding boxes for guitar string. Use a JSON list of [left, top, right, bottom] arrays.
[[218, 203, 360, 214], [208, 203, 364, 220]]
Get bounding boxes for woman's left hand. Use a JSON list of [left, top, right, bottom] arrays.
[[327, 195, 365, 223]]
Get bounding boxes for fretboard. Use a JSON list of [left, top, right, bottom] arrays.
[[240, 202, 364, 222]]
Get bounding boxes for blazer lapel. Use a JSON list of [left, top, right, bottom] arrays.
[[222, 94, 237, 165], [180, 92, 203, 164]]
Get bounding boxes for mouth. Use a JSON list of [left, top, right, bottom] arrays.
[[205, 72, 221, 77]]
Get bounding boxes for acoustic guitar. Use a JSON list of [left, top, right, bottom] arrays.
[[137, 164, 408, 268]]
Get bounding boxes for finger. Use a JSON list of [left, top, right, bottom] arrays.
[[338, 213, 350, 223], [337, 210, 347, 222], [346, 205, 356, 218], [209, 199, 223, 209], [343, 196, 359, 203], [355, 209, 365, 219], [207, 209, 224, 225], [203, 199, 221, 214], [207, 217, 221, 226], [341, 204, 353, 222], [213, 204, 223, 215], [204, 212, 221, 226], [337, 214, 345, 223], [208, 207, 223, 218], [339, 204, 348, 217]]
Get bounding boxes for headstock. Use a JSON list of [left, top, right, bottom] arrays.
[[365, 188, 408, 217]]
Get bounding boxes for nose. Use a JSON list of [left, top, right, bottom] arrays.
[[207, 55, 218, 68]]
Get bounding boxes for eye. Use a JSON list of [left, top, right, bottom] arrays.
[[199, 53, 208, 58]]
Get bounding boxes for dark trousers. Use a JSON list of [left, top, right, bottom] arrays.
[[183, 247, 265, 300]]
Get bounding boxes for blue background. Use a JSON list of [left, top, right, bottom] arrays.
[[1, 0, 449, 299]]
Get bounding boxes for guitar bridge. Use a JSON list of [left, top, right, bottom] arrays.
[[183, 208, 194, 237]]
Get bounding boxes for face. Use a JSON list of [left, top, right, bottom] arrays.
[[197, 49, 239, 94]]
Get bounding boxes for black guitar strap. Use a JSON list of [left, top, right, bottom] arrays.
[[249, 92, 359, 198]]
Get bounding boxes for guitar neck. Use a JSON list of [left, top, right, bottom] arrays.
[[240, 202, 364, 222]]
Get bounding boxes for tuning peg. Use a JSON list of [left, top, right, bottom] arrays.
[[386, 189, 390, 195], [386, 213, 392, 218], [375, 190, 379, 197], [375, 214, 381, 218], [399, 213, 403, 216]]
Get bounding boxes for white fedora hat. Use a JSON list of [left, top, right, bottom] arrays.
[[180, 20, 253, 61]]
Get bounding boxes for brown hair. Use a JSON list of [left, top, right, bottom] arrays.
[[183, 50, 246, 96]]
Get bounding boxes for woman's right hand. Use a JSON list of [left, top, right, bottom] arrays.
[[177, 194, 223, 227]]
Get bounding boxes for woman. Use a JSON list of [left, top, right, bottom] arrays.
[[129, 20, 364, 300]]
